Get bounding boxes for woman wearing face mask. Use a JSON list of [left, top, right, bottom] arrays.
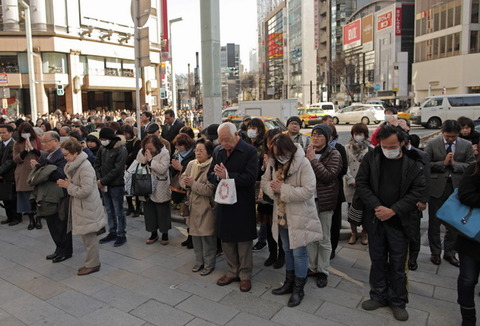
[[344, 123, 373, 245], [370, 108, 399, 147], [85, 133, 101, 158], [261, 133, 322, 307], [12, 122, 42, 230], [136, 135, 172, 245]]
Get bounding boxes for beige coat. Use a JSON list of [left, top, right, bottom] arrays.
[[64, 151, 107, 235], [261, 145, 322, 249], [13, 140, 40, 192], [136, 147, 171, 203], [180, 159, 216, 236]]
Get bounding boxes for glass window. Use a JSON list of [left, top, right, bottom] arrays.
[[42, 53, 68, 73], [79, 56, 88, 75], [473, 0, 480, 23], [448, 97, 464, 106], [471, 31, 479, 53], [446, 34, 453, 55], [464, 96, 480, 106], [105, 58, 120, 76], [424, 97, 444, 107], [447, 7, 454, 27], [0, 54, 19, 73], [453, 32, 461, 54], [454, 1, 462, 25]]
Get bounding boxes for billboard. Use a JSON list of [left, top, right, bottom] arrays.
[[268, 33, 283, 59], [343, 19, 361, 50], [362, 14, 374, 52], [377, 10, 393, 31]]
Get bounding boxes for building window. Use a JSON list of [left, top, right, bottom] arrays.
[[471, 31, 480, 53], [473, 0, 480, 23], [416, 0, 462, 36], [415, 32, 461, 62], [0, 54, 19, 73], [42, 53, 68, 73]]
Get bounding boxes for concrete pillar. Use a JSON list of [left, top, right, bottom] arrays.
[[66, 51, 83, 114], [2, 0, 20, 32], [33, 50, 48, 115], [200, 0, 222, 126], [30, 0, 47, 32]]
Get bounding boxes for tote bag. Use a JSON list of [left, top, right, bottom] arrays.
[[131, 163, 153, 196], [436, 188, 480, 243], [214, 171, 237, 205]]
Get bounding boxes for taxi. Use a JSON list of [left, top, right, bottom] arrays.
[[297, 107, 328, 128]]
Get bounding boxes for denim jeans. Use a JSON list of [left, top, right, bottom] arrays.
[[457, 252, 480, 308], [279, 227, 308, 278], [103, 186, 126, 237]]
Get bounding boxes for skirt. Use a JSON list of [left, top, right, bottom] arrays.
[[17, 191, 34, 214]]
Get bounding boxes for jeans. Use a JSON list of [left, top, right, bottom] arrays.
[[103, 186, 126, 237], [457, 252, 480, 308], [279, 227, 308, 278]]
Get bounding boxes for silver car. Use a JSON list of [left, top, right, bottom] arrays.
[[332, 104, 385, 125]]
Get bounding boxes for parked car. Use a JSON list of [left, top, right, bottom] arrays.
[[308, 102, 336, 116], [297, 108, 328, 128], [332, 104, 385, 125], [222, 106, 241, 119]]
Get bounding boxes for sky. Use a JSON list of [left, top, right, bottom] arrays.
[[168, 0, 258, 74]]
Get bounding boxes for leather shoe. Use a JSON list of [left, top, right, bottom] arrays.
[[200, 267, 214, 276], [0, 219, 12, 225], [52, 255, 72, 263], [216, 275, 240, 286], [77, 264, 101, 276], [192, 264, 204, 272], [430, 254, 441, 265], [46, 252, 59, 260], [146, 236, 158, 245], [8, 219, 21, 226], [444, 255, 460, 267], [239, 280, 252, 292]]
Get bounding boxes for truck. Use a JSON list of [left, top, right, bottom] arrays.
[[237, 99, 298, 124]]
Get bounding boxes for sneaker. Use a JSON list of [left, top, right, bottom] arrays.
[[113, 236, 127, 247], [362, 299, 387, 311], [99, 233, 117, 244], [252, 242, 267, 251], [316, 273, 328, 288], [391, 306, 409, 321]]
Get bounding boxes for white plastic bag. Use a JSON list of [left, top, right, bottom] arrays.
[[214, 171, 237, 205]]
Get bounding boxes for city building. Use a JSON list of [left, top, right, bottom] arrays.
[[412, 0, 480, 103], [220, 43, 241, 105], [0, 0, 167, 116]]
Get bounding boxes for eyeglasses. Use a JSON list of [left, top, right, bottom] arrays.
[[310, 134, 325, 138]]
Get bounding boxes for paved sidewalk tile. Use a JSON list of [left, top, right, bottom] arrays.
[[46, 290, 107, 318], [18, 276, 69, 300], [271, 306, 344, 326], [219, 291, 283, 319], [78, 306, 145, 326], [176, 295, 239, 325], [130, 299, 195, 325]]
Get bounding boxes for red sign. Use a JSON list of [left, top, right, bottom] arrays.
[[343, 19, 361, 50], [377, 11, 393, 31], [395, 8, 402, 35], [268, 32, 283, 59], [0, 74, 7, 84]]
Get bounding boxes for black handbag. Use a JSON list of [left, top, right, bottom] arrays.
[[0, 181, 13, 201], [131, 164, 153, 196]]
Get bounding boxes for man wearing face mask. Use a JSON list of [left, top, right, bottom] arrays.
[[370, 108, 399, 147], [356, 125, 426, 321], [94, 127, 128, 247]]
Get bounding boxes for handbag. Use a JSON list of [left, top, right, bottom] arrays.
[[214, 171, 237, 205], [169, 172, 187, 194], [131, 163, 153, 196], [0, 181, 14, 201], [436, 188, 480, 242], [347, 191, 364, 227]]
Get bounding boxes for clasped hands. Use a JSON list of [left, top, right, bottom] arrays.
[[374, 206, 396, 221]]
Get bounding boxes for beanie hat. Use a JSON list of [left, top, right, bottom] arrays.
[[287, 116, 302, 127], [205, 123, 219, 140], [146, 123, 159, 134], [312, 124, 332, 140], [99, 127, 116, 140]]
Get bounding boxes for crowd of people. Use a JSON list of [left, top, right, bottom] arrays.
[[0, 107, 480, 324]]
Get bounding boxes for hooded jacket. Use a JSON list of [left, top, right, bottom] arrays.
[[94, 137, 128, 187]]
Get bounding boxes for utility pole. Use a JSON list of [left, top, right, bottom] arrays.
[[19, 1, 36, 119]]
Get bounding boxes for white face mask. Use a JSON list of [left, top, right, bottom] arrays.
[[213, 139, 219, 145], [100, 140, 111, 147], [382, 147, 401, 159], [354, 135, 365, 142], [21, 133, 31, 139], [385, 114, 397, 122], [247, 129, 258, 139], [276, 155, 291, 165]]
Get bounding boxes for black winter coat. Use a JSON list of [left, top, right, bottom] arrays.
[[94, 139, 128, 187], [0, 139, 16, 182], [208, 139, 258, 242], [355, 147, 427, 239]]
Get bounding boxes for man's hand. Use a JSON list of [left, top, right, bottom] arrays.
[[270, 179, 283, 194], [305, 143, 315, 161], [214, 163, 227, 179], [417, 201, 427, 211], [444, 152, 453, 166], [374, 206, 396, 221], [96, 180, 103, 189]]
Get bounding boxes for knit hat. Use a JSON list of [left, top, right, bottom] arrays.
[[312, 124, 332, 140], [99, 127, 116, 140], [146, 123, 159, 134], [287, 116, 302, 126], [243, 115, 252, 122], [205, 123, 219, 140]]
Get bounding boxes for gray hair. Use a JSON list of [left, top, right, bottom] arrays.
[[217, 122, 237, 137], [44, 131, 60, 141]]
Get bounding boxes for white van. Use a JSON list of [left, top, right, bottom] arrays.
[[410, 94, 480, 129], [308, 102, 336, 115]]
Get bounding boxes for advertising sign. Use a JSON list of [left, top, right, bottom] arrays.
[[362, 14, 374, 52], [268, 33, 283, 59], [377, 10, 393, 31], [343, 19, 361, 50], [0, 74, 7, 84], [395, 7, 402, 36]]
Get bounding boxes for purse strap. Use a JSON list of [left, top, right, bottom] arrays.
[[462, 208, 474, 224]]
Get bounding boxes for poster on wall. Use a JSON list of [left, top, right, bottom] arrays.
[[362, 14, 374, 52], [343, 19, 361, 51]]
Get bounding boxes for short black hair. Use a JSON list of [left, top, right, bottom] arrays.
[[321, 115, 333, 122], [69, 131, 82, 141], [441, 120, 461, 133], [377, 125, 407, 143], [457, 116, 474, 130], [164, 109, 175, 118], [0, 124, 14, 133], [142, 111, 153, 121]]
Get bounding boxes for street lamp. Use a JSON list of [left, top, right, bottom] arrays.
[[169, 17, 183, 116]]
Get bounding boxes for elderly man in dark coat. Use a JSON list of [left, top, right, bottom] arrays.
[[208, 122, 258, 292]]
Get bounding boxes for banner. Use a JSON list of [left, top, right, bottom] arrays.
[[343, 19, 361, 50], [377, 10, 393, 31]]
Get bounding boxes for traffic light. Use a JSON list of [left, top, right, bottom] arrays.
[[56, 84, 64, 96]]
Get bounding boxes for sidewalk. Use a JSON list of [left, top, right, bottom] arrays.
[[0, 206, 473, 326]]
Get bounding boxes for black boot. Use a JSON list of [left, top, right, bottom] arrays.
[[264, 251, 277, 267], [461, 306, 476, 326], [27, 214, 35, 230], [272, 270, 295, 295], [35, 217, 42, 229], [273, 248, 285, 269], [287, 277, 307, 307]]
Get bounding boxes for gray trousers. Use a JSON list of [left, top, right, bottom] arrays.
[[82, 232, 100, 268], [222, 241, 253, 280], [192, 235, 217, 269], [307, 208, 333, 276], [428, 182, 457, 257]]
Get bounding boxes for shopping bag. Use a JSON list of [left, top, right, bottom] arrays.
[[436, 188, 480, 243], [214, 171, 237, 205]]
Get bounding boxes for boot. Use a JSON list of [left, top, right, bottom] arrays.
[[348, 225, 358, 245], [360, 230, 368, 245], [287, 277, 307, 307], [461, 306, 476, 326], [27, 214, 35, 230], [35, 217, 42, 229], [273, 248, 285, 269], [125, 197, 135, 216], [264, 251, 277, 267], [272, 270, 295, 295]]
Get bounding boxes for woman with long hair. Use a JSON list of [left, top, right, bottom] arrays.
[[12, 122, 42, 230]]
